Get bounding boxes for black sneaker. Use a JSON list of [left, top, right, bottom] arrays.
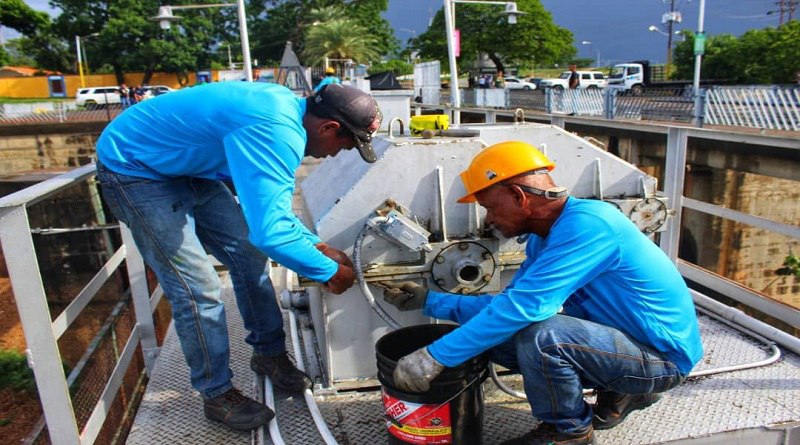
[[500, 423, 596, 445], [251, 352, 312, 393], [592, 391, 662, 430], [203, 388, 274, 430]]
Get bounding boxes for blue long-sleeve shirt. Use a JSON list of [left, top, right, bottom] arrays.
[[425, 197, 703, 375], [96, 82, 338, 283]]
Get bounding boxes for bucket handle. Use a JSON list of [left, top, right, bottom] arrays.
[[384, 368, 489, 425]]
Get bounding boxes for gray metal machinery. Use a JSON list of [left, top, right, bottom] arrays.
[[298, 121, 669, 386]]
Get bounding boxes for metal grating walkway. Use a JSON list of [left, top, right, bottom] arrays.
[[128, 272, 800, 444]]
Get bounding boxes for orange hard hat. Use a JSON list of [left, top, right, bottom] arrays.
[[457, 141, 555, 203]]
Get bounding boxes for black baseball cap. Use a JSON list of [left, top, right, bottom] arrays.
[[309, 84, 383, 163]]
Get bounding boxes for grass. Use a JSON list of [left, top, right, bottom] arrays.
[[0, 349, 36, 393], [0, 97, 72, 104]]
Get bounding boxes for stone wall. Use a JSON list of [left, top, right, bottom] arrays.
[[0, 132, 99, 175], [721, 171, 800, 308]]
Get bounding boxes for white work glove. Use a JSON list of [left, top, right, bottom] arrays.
[[381, 281, 428, 311], [393, 347, 444, 393]]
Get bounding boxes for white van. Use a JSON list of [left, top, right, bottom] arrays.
[[75, 86, 121, 108], [539, 71, 607, 90]]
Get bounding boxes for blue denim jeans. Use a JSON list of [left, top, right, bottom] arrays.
[[96, 162, 286, 399], [490, 315, 685, 434]]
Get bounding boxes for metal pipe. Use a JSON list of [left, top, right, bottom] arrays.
[[691, 289, 800, 356]]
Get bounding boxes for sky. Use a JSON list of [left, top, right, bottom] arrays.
[[15, 0, 782, 67], [384, 0, 780, 65]]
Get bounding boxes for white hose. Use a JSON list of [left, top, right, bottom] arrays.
[[353, 221, 402, 329], [289, 308, 340, 445], [262, 376, 285, 445]]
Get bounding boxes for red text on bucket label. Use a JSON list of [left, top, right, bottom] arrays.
[[382, 390, 453, 444]]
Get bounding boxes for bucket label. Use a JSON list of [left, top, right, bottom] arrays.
[[382, 389, 452, 444]]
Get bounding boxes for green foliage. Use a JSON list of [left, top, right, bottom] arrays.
[[411, 0, 574, 76], [250, 0, 396, 67], [776, 253, 800, 280], [0, 0, 50, 36], [302, 4, 381, 66], [672, 22, 800, 84], [0, 349, 36, 393], [46, 0, 237, 83], [370, 59, 413, 76]]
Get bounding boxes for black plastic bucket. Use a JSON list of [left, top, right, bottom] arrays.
[[376, 324, 488, 445]]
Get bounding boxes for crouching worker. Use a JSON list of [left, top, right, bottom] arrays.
[[382, 141, 703, 445], [95, 83, 381, 431]]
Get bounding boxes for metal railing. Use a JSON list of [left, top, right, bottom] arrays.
[[705, 85, 800, 131], [0, 101, 121, 125], [442, 85, 800, 131], [0, 163, 160, 445]]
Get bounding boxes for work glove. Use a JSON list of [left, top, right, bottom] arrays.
[[316, 242, 354, 268], [381, 281, 428, 311], [393, 347, 445, 393], [324, 263, 355, 294]]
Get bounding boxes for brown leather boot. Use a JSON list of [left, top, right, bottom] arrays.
[[251, 352, 312, 393], [500, 423, 596, 445], [203, 388, 273, 430], [592, 390, 662, 430]]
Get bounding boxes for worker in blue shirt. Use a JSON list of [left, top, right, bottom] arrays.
[[95, 82, 381, 431], [382, 141, 703, 445], [314, 66, 341, 93]]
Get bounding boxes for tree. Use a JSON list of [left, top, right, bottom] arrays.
[[0, 0, 57, 68], [672, 22, 800, 84], [249, 0, 396, 67], [302, 5, 381, 66], [411, 0, 574, 76], [0, 0, 49, 36]]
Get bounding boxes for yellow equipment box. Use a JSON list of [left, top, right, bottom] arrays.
[[410, 115, 449, 136]]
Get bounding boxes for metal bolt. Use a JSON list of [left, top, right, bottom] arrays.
[[483, 274, 492, 282], [436, 256, 446, 263], [458, 243, 469, 250], [435, 278, 446, 286], [482, 252, 493, 260]]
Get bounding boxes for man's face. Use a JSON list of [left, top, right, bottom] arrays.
[[305, 121, 357, 159], [476, 184, 527, 238]]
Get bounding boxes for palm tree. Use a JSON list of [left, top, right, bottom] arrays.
[[302, 8, 380, 67]]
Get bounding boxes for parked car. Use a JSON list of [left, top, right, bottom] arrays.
[[143, 85, 175, 97], [75, 86, 121, 108], [503, 77, 537, 90], [539, 71, 607, 91], [525, 77, 544, 89]]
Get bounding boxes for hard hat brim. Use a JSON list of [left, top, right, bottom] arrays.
[[457, 193, 476, 204]]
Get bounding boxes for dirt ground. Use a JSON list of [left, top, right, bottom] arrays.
[[0, 276, 121, 444], [0, 277, 40, 443]]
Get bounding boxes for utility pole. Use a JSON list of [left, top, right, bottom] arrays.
[[665, 0, 677, 77], [773, 0, 798, 25]]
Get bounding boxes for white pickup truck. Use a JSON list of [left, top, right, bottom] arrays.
[[539, 70, 607, 90]]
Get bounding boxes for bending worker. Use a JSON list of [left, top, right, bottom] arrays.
[[96, 82, 381, 431], [314, 66, 342, 93], [383, 141, 703, 445]]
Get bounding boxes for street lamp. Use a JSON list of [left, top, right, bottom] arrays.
[[151, 1, 253, 82], [75, 32, 100, 88], [444, 0, 525, 126], [648, 25, 682, 76], [580, 40, 600, 67]]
